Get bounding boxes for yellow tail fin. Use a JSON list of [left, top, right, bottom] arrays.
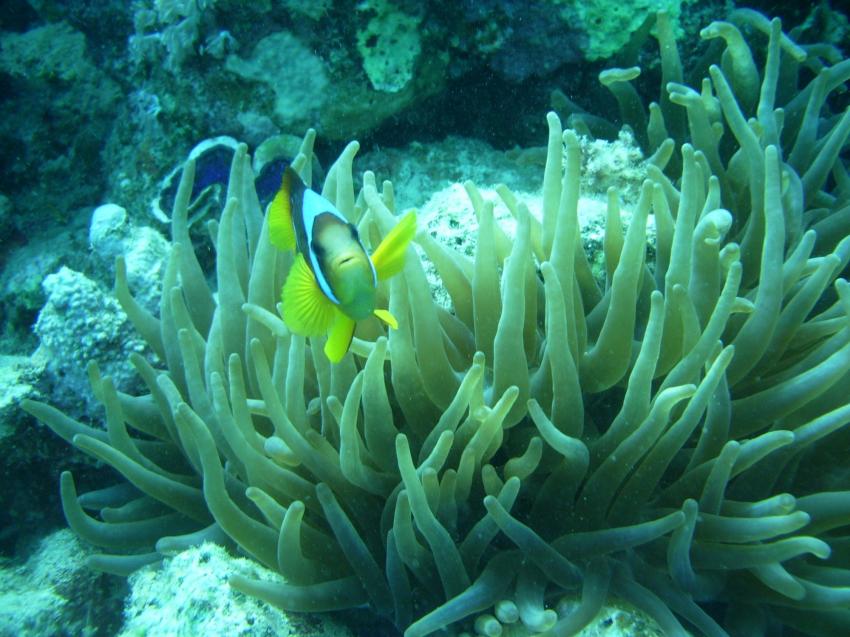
[[371, 210, 417, 281]]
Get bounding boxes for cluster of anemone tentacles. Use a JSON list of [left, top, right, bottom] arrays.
[[23, 9, 850, 637]]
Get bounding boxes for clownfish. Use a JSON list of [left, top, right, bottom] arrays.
[[268, 166, 416, 362]]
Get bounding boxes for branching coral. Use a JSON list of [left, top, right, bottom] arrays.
[[23, 9, 850, 637]]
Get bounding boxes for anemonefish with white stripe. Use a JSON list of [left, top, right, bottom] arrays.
[[268, 166, 416, 362]]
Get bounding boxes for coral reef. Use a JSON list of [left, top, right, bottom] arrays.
[[0, 216, 89, 354], [0, 356, 37, 440], [0, 21, 121, 227], [0, 0, 717, 357], [34, 267, 148, 418], [578, 130, 648, 204], [224, 32, 329, 135], [119, 542, 351, 637], [20, 7, 850, 637], [89, 203, 170, 313]]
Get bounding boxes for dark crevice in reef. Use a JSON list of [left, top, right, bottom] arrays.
[[363, 71, 555, 152], [350, 58, 615, 156], [339, 608, 403, 637], [0, 0, 38, 31]]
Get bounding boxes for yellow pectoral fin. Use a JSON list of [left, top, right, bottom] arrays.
[[371, 210, 417, 281], [268, 172, 296, 251], [324, 312, 356, 363], [373, 308, 398, 330], [282, 254, 336, 336]]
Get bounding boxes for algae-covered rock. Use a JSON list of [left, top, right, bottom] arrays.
[[225, 31, 329, 134], [34, 267, 147, 418], [0, 21, 121, 243], [0, 530, 120, 637], [89, 203, 169, 312], [570, 0, 695, 60], [120, 543, 353, 637], [356, 0, 422, 93], [0, 21, 89, 81]]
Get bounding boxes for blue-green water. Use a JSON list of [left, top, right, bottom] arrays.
[[2, 1, 849, 636]]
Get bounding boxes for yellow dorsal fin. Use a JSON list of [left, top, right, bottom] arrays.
[[268, 169, 296, 251], [281, 254, 336, 336], [373, 308, 398, 330], [371, 210, 417, 281], [325, 313, 356, 363]]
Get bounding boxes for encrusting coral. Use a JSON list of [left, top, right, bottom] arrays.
[[22, 9, 850, 637]]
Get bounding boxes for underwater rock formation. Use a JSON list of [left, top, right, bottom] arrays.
[[23, 9, 850, 637]]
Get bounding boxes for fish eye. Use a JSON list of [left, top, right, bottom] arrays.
[[349, 224, 359, 240], [311, 240, 324, 257]]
